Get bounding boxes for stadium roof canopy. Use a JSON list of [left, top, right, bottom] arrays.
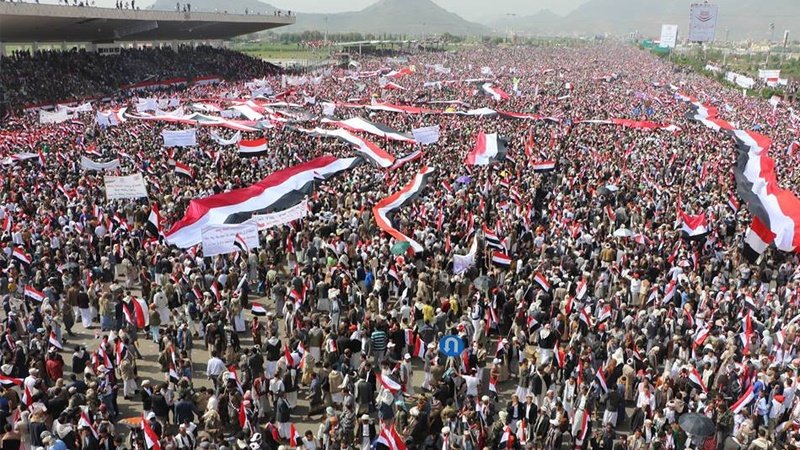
[[0, 3, 295, 43]]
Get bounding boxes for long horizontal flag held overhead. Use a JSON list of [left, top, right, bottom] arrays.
[[166, 156, 362, 248]]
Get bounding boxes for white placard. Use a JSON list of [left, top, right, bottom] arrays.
[[162, 129, 197, 147], [453, 253, 475, 275], [660, 24, 679, 48], [322, 103, 336, 116], [81, 156, 120, 171], [161, 128, 197, 147], [136, 98, 158, 113], [39, 108, 70, 124], [249, 200, 309, 231], [61, 102, 93, 113], [201, 223, 259, 257], [210, 131, 242, 146], [688, 4, 718, 42], [411, 125, 441, 145], [758, 69, 781, 80], [453, 235, 478, 275], [104, 173, 148, 200], [1, 153, 38, 165]]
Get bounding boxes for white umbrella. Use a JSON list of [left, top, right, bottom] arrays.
[[613, 228, 633, 238]]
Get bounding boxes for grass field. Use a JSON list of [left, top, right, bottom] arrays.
[[232, 43, 321, 61]]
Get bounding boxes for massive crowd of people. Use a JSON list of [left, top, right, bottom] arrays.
[[0, 41, 798, 450], [0, 46, 281, 107]]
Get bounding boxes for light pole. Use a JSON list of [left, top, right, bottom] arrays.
[[506, 13, 517, 45], [766, 22, 775, 67]]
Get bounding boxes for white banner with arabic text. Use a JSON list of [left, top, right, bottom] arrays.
[[201, 223, 259, 257], [162, 129, 197, 147], [81, 156, 120, 171], [104, 173, 148, 200], [249, 200, 308, 231]]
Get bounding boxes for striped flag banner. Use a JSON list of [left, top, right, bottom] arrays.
[[24, 285, 45, 302], [373, 167, 434, 254], [251, 303, 267, 316], [320, 117, 415, 143], [466, 132, 508, 166], [238, 137, 269, 157], [491, 251, 512, 268], [376, 373, 401, 394], [166, 156, 361, 248], [731, 386, 755, 413], [531, 160, 556, 172]]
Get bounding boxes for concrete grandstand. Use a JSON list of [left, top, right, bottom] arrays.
[[0, 2, 295, 52]]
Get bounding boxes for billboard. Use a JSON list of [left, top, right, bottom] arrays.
[[688, 4, 718, 42], [660, 24, 679, 48]]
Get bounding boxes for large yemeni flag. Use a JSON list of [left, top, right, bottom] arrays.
[[389, 149, 423, 171], [238, 137, 269, 157], [166, 156, 361, 248], [324, 128, 396, 168], [730, 129, 800, 260], [321, 117, 416, 143], [388, 426, 406, 450], [372, 166, 435, 254], [481, 83, 510, 101], [466, 132, 508, 166], [677, 95, 800, 261], [376, 426, 407, 450]]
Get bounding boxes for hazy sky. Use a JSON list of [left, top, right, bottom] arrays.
[[36, 0, 590, 21]]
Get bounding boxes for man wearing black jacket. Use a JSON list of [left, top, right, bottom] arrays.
[[355, 415, 376, 450], [80, 426, 99, 450]]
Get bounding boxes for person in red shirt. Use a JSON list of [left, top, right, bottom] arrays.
[[45, 351, 64, 384]]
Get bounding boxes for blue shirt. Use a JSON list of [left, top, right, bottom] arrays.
[[49, 439, 68, 450]]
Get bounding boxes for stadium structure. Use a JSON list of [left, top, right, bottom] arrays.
[[0, 2, 295, 54]]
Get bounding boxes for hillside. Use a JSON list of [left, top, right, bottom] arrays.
[[291, 0, 489, 36], [489, 9, 563, 35], [149, 0, 489, 36]]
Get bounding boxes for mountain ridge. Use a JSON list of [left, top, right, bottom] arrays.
[[150, 0, 490, 36]]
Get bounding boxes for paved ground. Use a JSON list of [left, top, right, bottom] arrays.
[[59, 282, 445, 438], [60, 274, 631, 440]]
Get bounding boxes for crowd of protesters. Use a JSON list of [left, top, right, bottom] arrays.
[[0, 41, 799, 450], [0, 46, 281, 107]]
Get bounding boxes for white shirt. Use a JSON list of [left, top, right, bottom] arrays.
[[206, 357, 225, 377], [462, 375, 479, 397]]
